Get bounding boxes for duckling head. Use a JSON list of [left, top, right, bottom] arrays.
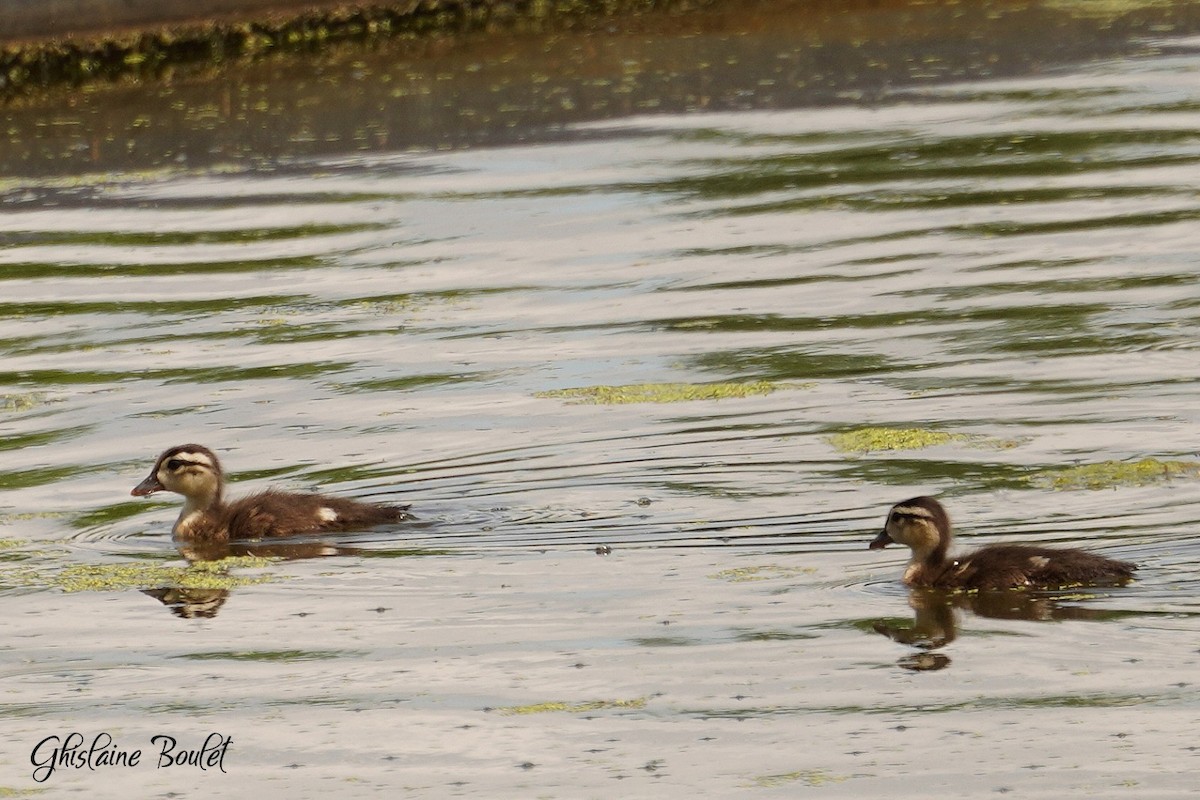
[[131, 444, 224, 510], [869, 496, 952, 568]]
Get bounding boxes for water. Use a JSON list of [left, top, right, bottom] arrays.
[[3, 1, 1200, 796]]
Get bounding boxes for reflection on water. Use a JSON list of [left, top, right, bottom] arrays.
[[143, 585, 229, 618], [4, 0, 1200, 796], [871, 585, 1143, 671], [5, 0, 1200, 175]]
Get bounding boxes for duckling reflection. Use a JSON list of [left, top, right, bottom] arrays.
[[142, 586, 229, 619], [872, 587, 1137, 671], [140, 538, 374, 618], [874, 586, 1132, 641], [872, 590, 957, 650], [173, 539, 368, 563], [144, 524, 448, 617]]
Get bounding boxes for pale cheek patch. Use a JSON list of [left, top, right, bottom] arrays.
[[317, 507, 339, 523], [1028, 556, 1050, 569]]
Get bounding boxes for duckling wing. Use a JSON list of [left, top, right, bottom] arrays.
[[965, 545, 1135, 590], [223, 490, 411, 538], [934, 552, 1028, 591], [1022, 546, 1135, 588], [221, 491, 297, 539]]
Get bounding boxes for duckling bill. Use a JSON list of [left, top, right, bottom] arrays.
[[870, 496, 1135, 590], [132, 444, 411, 542]]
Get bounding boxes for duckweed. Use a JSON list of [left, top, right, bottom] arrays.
[[1043, 0, 1162, 20], [0, 511, 72, 524], [709, 565, 817, 582], [826, 426, 1016, 454], [536, 380, 788, 405], [0, 393, 46, 413], [46, 556, 279, 593], [1, 0, 692, 98], [750, 769, 849, 788], [494, 697, 648, 715], [179, 649, 349, 662], [1030, 458, 1200, 490]]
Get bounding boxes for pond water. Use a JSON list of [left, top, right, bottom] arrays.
[[3, 0, 1200, 796]]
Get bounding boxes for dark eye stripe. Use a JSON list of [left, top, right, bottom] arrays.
[[891, 511, 932, 523]]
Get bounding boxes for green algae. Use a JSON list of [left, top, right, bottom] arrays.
[[826, 426, 1017, 454], [0, 511, 72, 524], [0, 393, 46, 413], [25, 555, 280, 593], [494, 697, 648, 715], [828, 426, 964, 453], [749, 768, 850, 788], [1043, 0, 1175, 20], [1029, 458, 1200, 490], [72, 501, 158, 529], [536, 380, 789, 405], [709, 565, 816, 583], [1, 0, 703, 99], [0, 538, 58, 567], [178, 649, 352, 662]]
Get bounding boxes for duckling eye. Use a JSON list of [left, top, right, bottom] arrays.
[[166, 459, 184, 471]]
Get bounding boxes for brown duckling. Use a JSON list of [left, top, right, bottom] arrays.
[[131, 444, 411, 542], [869, 496, 1135, 590]]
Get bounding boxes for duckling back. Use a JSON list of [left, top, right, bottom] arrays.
[[221, 490, 412, 540], [924, 544, 1136, 591]]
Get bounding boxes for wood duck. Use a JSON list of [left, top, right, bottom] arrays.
[[869, 496, 1136, 590], [131, 444, 411, 542]]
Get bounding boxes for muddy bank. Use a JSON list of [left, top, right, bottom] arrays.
[[4, 0, 1200, 177], [3, 0, 369, 41], [0, 0, 618, 42], [5, 0, 1200, 102], [0, 0, 686, 97]]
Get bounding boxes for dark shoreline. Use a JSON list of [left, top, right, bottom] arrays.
[[6, 0, 1200, 178], [0, 0, 690, 97], [0, 0, 646, 42]]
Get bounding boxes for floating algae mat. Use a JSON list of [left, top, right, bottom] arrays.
[[7, 555, 280, 593], [1, 392, 48, 413], [825, 426, 1016, 454], [0, 0, 712, 98], [709, 565, 817, 583], [493, 697, 649, 715], [749, 769, 851, 789], [536, 380, 790, 405], [1029, 458, 1200, 490]]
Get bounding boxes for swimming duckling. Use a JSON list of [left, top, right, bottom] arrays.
[[869, 496, 1135, 590], [131, 444, 411, 542]]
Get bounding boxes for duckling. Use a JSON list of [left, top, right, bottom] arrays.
[[131, 444, 411, 542], [869, 496, 1135, 590]]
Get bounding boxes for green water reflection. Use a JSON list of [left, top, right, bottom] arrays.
[[5, 0, 1200, 175]]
